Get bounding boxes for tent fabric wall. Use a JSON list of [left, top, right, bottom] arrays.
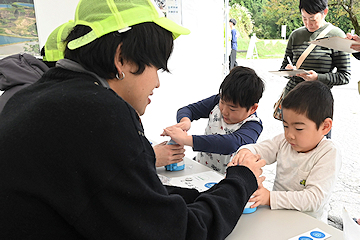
[[142, 0, 224, 148]]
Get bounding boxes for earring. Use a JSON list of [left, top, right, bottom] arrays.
[[116, 72, 125, 80]]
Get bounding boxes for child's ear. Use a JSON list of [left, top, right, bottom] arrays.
[[321, 118, 333, 135], [248, 103, 258, 115]]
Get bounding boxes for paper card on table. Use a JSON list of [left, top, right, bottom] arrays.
[[343, 207, 360, 240], [309, 36, 359, 53], [167, 171, 224, 192], [288, 228, 331, 240], [269, 69, 309, 77]]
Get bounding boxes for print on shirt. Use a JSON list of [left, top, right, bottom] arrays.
[[196, 104, 260, 174]]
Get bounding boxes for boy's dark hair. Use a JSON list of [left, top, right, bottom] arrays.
[[299, 0, 328, 14], [219, 66, 264, 111], [64, 22, 173, 79], [229, 18, 236, 26], [282, 81, 333, 129]]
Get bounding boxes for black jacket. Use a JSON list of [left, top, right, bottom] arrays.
[[353, 52, 360, 60], [0, 67, 257, 240]]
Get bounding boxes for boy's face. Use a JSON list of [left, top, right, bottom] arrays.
[[282, 109, 325, 153], [219, 99, 257, 125]]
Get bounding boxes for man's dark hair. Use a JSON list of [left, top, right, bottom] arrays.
[[64, 22, 174, 79], [299, 0, 328, 14], [282, 81, 333, 129], [219, 66, 264, 110]]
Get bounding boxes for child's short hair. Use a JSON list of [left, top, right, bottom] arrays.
[[282, 81, 333, 129], [219, 66, 264, 110]]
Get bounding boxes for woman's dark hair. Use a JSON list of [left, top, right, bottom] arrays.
[[64, 22, 174, 79], [282, 81, 333, 129], [219, 66, 264, 111], [299, 0, 328, 14]]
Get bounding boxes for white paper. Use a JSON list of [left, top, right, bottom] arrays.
[[343, 207, 360, 240], [269, 69, 309, 77], [167, 171, 224, 192], [309, 36, 359, 53]]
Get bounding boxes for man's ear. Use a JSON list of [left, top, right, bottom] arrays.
[[114, 44, 123, 75], [248, 103, 258, 115], [323, 8, 329, 17], [321, 118, 332, 135]]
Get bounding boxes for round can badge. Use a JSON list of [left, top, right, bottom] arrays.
[[204, 182, 217, 188], [310, 231, 326, 238], [298, 237, 313, 240]]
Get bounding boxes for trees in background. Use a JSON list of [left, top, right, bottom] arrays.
[[229, 3, 253, 39], [229, 0, 359, 39], [330, 0, 359, 34]]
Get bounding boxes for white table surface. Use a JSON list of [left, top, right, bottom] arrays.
[[226, 206, 343, 239], [157, 157, 344, 240]]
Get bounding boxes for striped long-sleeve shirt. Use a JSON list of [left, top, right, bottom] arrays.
[[281, 23, 351, 95]]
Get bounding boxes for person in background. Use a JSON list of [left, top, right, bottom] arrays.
[[231, 81, 341, 223], [0, 0, 265, 239], [229, 18, 238, 70], [0, 53, 49, 114], [163, 66, 264, 174], [280, 0, 351, 139]]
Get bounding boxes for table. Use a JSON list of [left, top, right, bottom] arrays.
[[156, 156, 212, 178], [157, 157, 344, 240], [226, 206, 343, 239]]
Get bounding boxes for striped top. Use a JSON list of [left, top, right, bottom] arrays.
[[281, 23, 351, 95]]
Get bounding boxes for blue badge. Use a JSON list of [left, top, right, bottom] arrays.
[[298, 237, 313, 240], [204, 182, 217, 188], [310, 231, 326, 238]]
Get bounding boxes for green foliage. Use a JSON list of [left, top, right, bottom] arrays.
[[327, 4, 353, 33], [236, 38, 287, 59], [229, 3, 253, 39], [262, 0, 303, 39], [230, 0, 360, 39], [23, 42, 40, 56], [329, 0, 360, 34]]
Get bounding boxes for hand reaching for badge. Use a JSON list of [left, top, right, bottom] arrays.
[[161, 125, 193, 147]]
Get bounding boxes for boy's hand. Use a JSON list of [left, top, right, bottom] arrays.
[[249, 184, 270, 208], [230, 148, 255, 165], [161, 117, 191, 136], [175, 117, 191, 132], [153, 141, 185, 167], [162, 126, 193, 147]]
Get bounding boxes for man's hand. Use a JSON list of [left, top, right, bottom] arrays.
[[228, 151, 266, 186], [296, 70, 318, 81], [346, 33, 360, 52], [153, 141, 185, 167]]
